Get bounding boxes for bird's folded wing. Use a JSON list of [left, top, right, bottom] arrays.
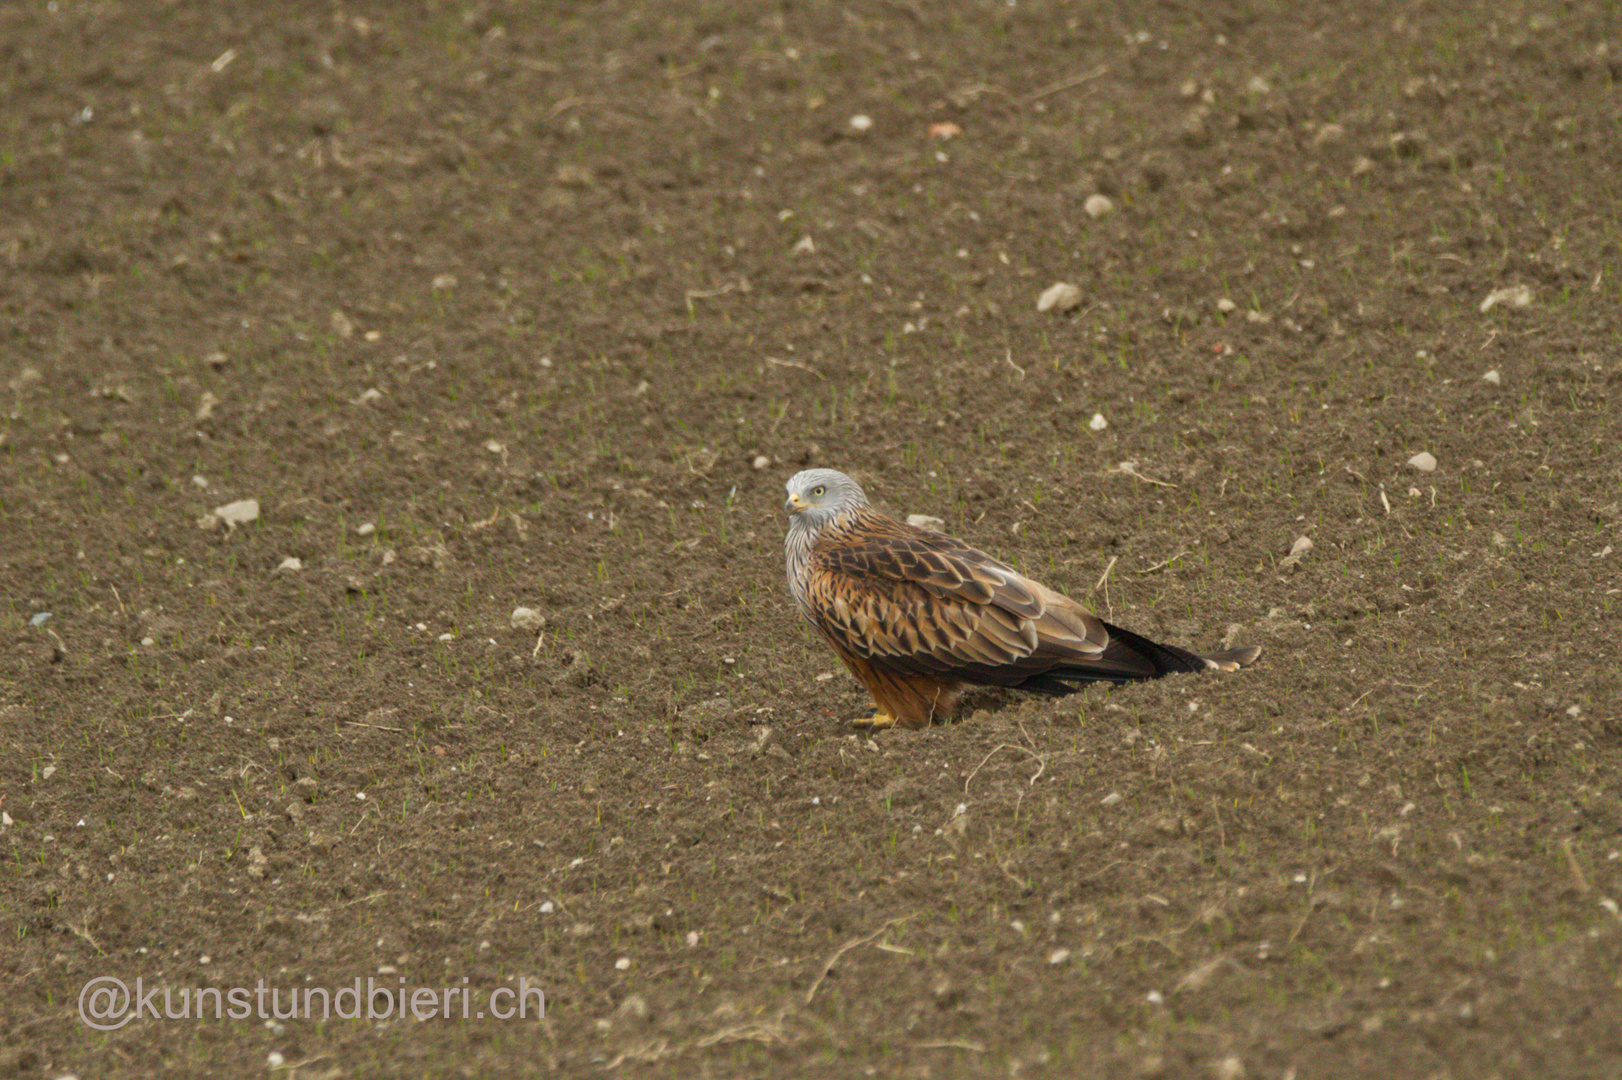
[[809, 533, 1110, 679]]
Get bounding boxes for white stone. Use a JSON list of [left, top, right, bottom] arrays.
[[1279, 535, 1313, 571], [1037, 282, 1082, 313], [275, 557, 303, 572], [848, 114, 872, 132], [213, 499, 260, 526], [511, 607, 547, 631], [1089, 413, 1108, 432], [1083, 194, 1115, 218], [1479, 284, 1532, 313], [1482, 369, 1501, 385], [1407, 451, 1437, 472], [356, 522, 376, 536]]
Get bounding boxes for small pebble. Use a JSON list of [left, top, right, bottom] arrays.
[[1407, 451, 1437, 473], [1482, 370, 1501, 385], [1048, 948, 1071, 965], [267, 1052, 285, 1068], [1083, 194, 1115, 219], [356, 522, 376, 536], [848, 114, 872, 132], [29, 612, 51, 626], [752, 455, 770, 470], [1479, 284, 1532, 313], [511, 607, 546, 631], [1279, 536, 1313, 571], [192, 475, 209, 488], [1037, 282, 1082, 313], [791, 234, 816, 255], [615, 957, 631, 971], [1089, 413, 1108, 432], [1216, 297, 1237, 314], [1101, 791, 1123, 807], [275, 557, 303, 572], [213, 499, 260, 526]]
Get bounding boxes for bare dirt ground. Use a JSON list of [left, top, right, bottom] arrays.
[[4, 1, 1621, 1076]]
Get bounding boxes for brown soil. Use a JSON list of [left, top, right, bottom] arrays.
[[4, 1, 1621, 1076]]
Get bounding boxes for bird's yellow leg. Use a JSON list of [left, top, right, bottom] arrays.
[[851, 710, 898, 730]]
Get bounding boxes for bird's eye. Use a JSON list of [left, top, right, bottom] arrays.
[[811, 485, 825, 496]]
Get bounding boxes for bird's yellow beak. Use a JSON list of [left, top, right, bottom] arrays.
[[785, 492, 804, 515]]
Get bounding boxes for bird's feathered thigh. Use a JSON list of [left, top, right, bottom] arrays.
[[799, 512, 1209, 726]]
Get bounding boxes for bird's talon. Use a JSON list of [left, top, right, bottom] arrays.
[[851, 711, 897, 730]]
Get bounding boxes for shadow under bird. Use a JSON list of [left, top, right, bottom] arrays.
[[783, 469, 1260, 730]]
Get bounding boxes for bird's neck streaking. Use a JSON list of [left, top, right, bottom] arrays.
[[784, 504, 867, 615]]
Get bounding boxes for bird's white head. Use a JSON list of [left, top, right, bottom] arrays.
[[784, 469, 868, 533]]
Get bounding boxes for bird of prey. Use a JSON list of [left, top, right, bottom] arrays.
[[783, 469, 1260, 730]]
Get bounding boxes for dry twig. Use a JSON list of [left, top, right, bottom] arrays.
[[805, 917, 909, 1005], [964, 743, 1047, 794]]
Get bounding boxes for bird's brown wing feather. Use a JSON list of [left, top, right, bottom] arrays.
[[806, 515, 1112, 684]]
